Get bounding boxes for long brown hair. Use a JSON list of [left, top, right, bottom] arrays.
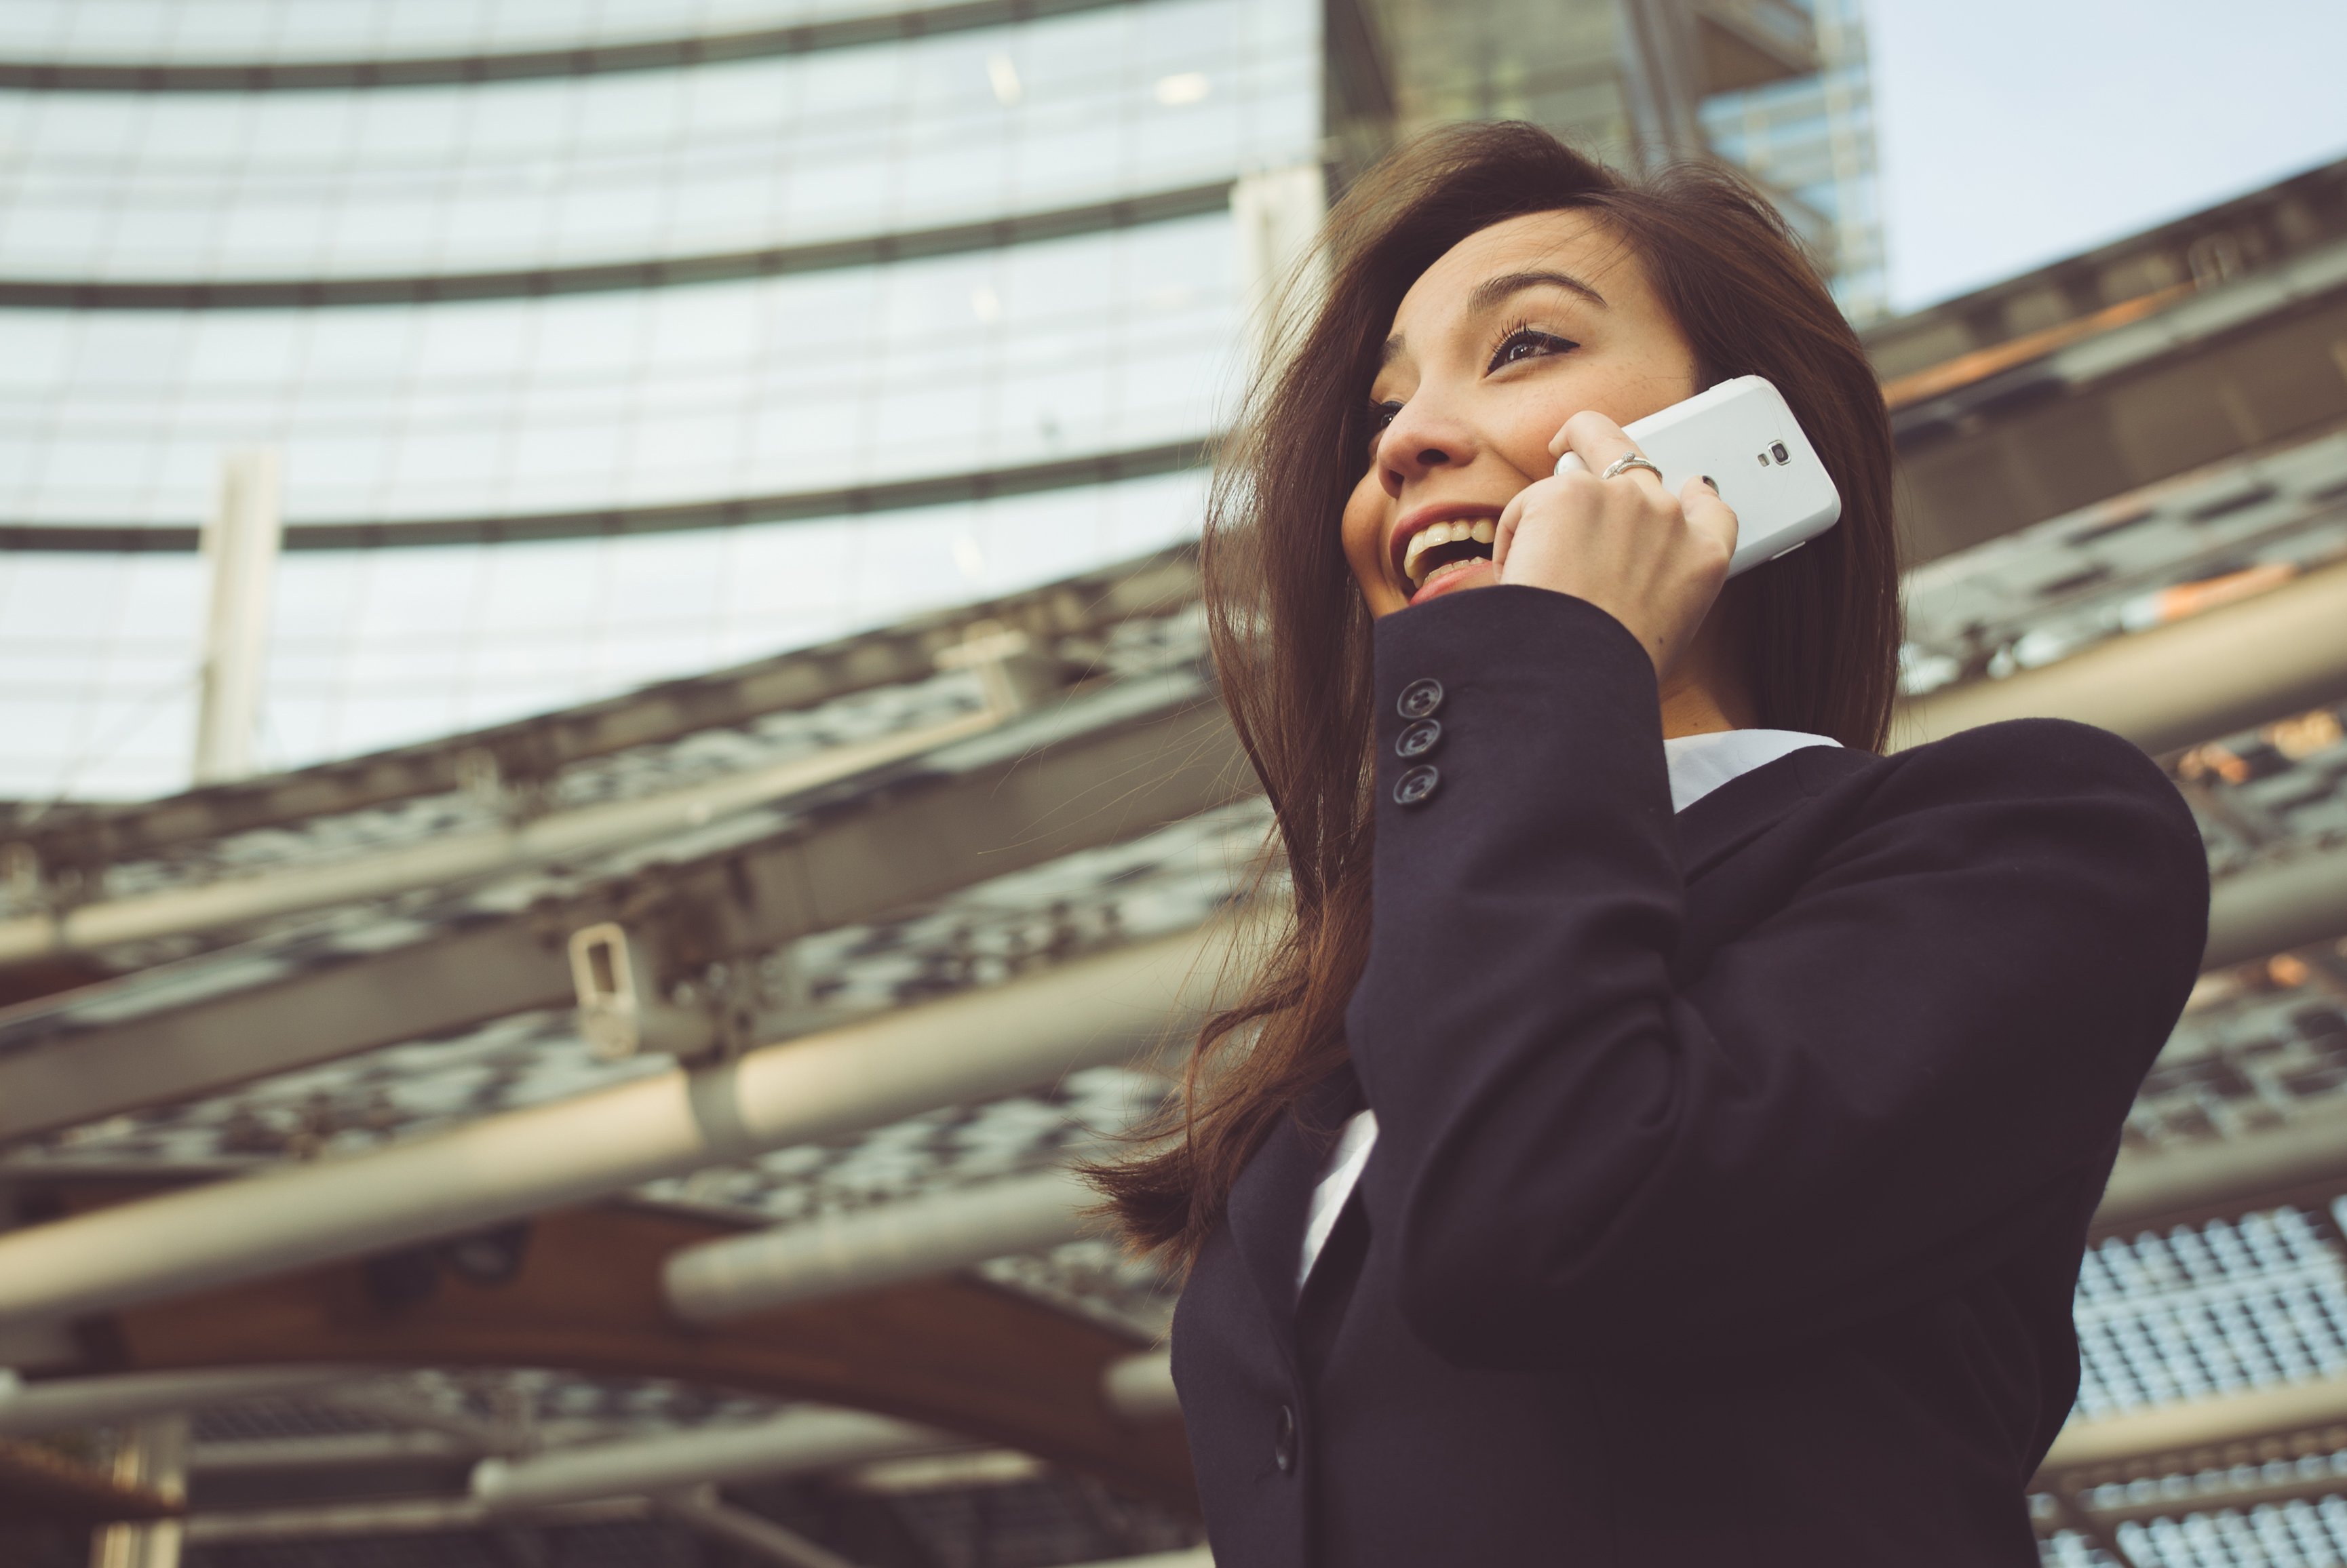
[[1093, 121, 1901, 1266]]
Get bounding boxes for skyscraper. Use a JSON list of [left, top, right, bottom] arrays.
[[1362, 0, 1887, 319]]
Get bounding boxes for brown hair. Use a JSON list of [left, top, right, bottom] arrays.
[[1091, 121, 1901, 1266]]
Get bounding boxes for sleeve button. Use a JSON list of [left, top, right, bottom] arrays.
[[1396, 678, 1443, 720], [1393, 764, 1439, 807], [1395, 718, 1441, 758]]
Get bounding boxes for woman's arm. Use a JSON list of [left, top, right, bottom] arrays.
[[1347, 585, 2210, 1368]]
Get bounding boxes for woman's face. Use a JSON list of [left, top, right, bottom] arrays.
[[1342, 210, 1704, 618]]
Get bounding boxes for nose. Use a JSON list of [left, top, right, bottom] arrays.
[[1376, 398, 1475, 499]]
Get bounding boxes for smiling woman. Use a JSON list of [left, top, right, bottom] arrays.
[[1090, 123, 2211, 1567]]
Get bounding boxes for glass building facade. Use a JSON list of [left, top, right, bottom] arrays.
[[0, 0, 1320, 799], [1700, 0, 1885, 321], [0, 0, 1886, 804]]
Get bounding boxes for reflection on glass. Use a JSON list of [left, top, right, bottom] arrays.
[[0, 0, 1317, 282], [1, 213, 1239, 527]]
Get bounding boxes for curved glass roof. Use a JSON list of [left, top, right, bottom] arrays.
[[2, 214, 1236, 532], [0, 468, 1206, 797], [0, 0, 1315, 284], [0, 0, 1005, 66]]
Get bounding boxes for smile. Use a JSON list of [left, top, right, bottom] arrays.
[[1399, 517, 1497, 591]]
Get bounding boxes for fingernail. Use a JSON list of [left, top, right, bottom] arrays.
[[1701, 475, 1718, 492]]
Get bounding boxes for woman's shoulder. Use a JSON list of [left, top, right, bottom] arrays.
[[1880, 716, 2188, 810], [1852, 717, 2208, 888]]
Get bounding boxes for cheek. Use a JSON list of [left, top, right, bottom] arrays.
[[1340, 469, 1389, 582]]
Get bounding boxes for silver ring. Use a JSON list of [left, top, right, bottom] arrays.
[[1602, 452, 1665, 482]]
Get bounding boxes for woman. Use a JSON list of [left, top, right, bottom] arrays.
[[1094, 123, 2209, 1564]]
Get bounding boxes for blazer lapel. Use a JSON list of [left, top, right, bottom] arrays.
[[1675, 743, 1872, 883], [1222, 1061, 1365, 1341]]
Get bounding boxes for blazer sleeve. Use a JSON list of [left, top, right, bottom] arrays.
[[1346, 585, 2211, 1368]]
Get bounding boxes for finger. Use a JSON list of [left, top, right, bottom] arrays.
[[1680, 474, 1740, 564], [1492, 486, 1530, 573], [1547, 408, 1627, 460], [1555, 410, 1660, 492]]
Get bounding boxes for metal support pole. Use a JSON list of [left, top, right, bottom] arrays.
[[471, 1409, 959, 1512], [1230, 164, 1325, 370], [665, 1167, 1097, 1323], [1101, 1350, 1180, 1421], [191, 450, 282, 785], [0, 921, 1249, 1327], [657, 1487, 862, 1568], [0, 1365, 364, 1436]]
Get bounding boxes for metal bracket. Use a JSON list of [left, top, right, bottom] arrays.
[[935, 620, 1063, 717], [567, 922, 720, 1063]]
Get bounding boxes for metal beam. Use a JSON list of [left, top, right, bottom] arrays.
[[189, 1430, 480, 1472], [0, 664, 1243, 1145], [0, 1365, 363, 1435], [0, 923, 1243, 1325], [2041, 1371, 2347, 1476], [0, 707, 998, 964], [471, 1409, 958, 1512], [664, 1169, 1096, 1325], [2093, 1099, 2347, 1237], [3, 547, 1197, 876], [0, 189, 1233, 315], [1102, 1351, 1180, 1422], [2203, 844, 2347, 972], [1895, 555, 2347, 756], [181, 1495, 648, 1544], [1888, 235, 2347, 565], [656, 1489, 860, 1568], [0, 0, 1139, 94]]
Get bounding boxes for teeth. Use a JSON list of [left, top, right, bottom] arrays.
[[1401, 517, 1498, 587]]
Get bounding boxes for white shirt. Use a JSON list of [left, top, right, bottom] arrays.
[[1295, 727, 1840, 1293]]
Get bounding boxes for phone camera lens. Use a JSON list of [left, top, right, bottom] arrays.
[[1770, 442, 1790, 463]]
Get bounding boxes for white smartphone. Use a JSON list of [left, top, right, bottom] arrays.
[[1554, 375, 1840, 577]]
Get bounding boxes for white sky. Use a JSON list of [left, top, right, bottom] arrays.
[[1865, 0, 2347, 312]]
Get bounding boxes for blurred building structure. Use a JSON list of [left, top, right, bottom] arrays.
[[5, 5, 2347, 1568], [0, 0, 1884, 812], [0, 0, 1332, 802], [1361, 0, 1886, 318]]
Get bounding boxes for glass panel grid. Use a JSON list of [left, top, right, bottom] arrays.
[[1699, 0, 1884, 322], [0, 0, 1042, 66], [0, 211, 1239, 528], [2073, 1207, 2347, 1418], [0, 468, 1206, 800], [0, 0, 1318, 283]]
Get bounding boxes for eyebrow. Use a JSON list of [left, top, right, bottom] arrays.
[[1468, 269, 1608, 315], [1379, 269, 1608, 369]]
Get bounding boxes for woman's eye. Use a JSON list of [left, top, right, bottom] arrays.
[[1487, 329, 1574, 373], [1365, 401, 1403, 452]]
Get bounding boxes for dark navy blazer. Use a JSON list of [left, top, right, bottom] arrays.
[[1171, 586, 2209, 1567]]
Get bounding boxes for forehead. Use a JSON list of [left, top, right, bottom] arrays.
[[1390, 208, 1645, 335]]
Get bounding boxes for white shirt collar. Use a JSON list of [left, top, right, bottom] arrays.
[[1662, 728, 1840, 814]]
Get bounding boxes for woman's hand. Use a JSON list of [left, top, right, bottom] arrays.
[[1490, 410, 1739, 677]]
